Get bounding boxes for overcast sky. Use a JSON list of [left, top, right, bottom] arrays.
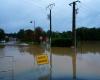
[[0, 0, 100, 33]]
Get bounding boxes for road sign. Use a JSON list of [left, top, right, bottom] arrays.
[[36, 55, 49, 65]]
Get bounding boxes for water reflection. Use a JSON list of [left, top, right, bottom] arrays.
[[78, 41, 100, 53], [0, 42, 100, 80], [18, 46, 26, 53], [0, 45, 5, 57], [38, 74, 49, 80], [52, 47, 77, 80], [72, 49, 76, 80], [0, 45, 5, 48], [51, 47, 73, 56], [18, 45, 44, 55]]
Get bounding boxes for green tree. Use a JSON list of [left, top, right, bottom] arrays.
[[76, 27, 100, 41], [0, 28, 5, 41], [34, 27, 44, 42], [17, 29, 25, 41], [24, 29, 34, 42]]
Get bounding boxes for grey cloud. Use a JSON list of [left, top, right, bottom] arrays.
[[0, 0, 100, 33]]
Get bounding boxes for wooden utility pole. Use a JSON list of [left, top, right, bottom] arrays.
[[50, 9, 52, 41], [69, 1, 80, 80], [69, 0, 80, 48], [47, 3, 55, 42], [47, 3, 55, 80], [72, 51, 76, 80]]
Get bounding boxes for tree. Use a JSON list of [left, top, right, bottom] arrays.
[[76, 27, 100, 41], [0, 28, 5, 41], [34, 27, 44, 42], [24, 29, 34, 42], [17, 29, 25, 41], [17, 27, 45, 43]]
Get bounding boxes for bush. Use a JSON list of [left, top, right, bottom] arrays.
[[51, 38, 73, 47]]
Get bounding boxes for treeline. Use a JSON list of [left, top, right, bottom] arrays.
[[17, 28, 73, 46], [0, 28, 5, 41], [77, 27, 100, 41], [17, 27, 46, 43], [0, 27, 100, 46]]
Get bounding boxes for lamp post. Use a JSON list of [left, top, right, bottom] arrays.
[[30, 20, 36, 42]]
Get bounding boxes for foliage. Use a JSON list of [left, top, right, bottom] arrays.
[[34, 27, 46, 42], [1, 26, 100, 47], [51, 38, 73, 47], [17, 29, 25, 41], [17, 27, 46, 43], [24, 29, 34, 42], [0, 28, 5, 41], [77, 27, 100, 41], [17, 26, 100, 46], [17, 29, 34, 42]]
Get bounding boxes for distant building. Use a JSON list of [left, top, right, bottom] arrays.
[[5, 36, 16, 42]]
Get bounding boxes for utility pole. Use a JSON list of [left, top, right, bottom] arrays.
[[69, 1, 80, 80], [46, 3, 55, 80], [47, 3, 55, 42], [72, 51, 76, 80], [33, 20, 36, 41], [69, 0, 80, 49]]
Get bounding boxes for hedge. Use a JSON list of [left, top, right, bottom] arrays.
[[51, 38, 73, 47]]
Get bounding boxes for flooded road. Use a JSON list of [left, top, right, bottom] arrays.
[[0, 42, 100, 80]]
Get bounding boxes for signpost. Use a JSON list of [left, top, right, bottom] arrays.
[[36, 55, 49, 65]]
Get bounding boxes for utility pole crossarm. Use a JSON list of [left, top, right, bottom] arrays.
[[69, 0, 80, 6], [46, 3, 55, 10]]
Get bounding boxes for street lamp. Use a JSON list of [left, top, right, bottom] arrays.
[[30, 20, 36, 42]]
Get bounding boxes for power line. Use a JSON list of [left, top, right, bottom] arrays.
[[78, 2, 100, 14], [23, 0, 44, 9]]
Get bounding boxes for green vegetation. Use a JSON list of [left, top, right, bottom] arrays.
[[51, 38, 72, 47], [17, 29, 34, 42], [0, 28, 5, 41], [77, 27, 100, 41], [17, 27, 46, 43], [0, 27, 100, 47], [16, 27, 100, 47]]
